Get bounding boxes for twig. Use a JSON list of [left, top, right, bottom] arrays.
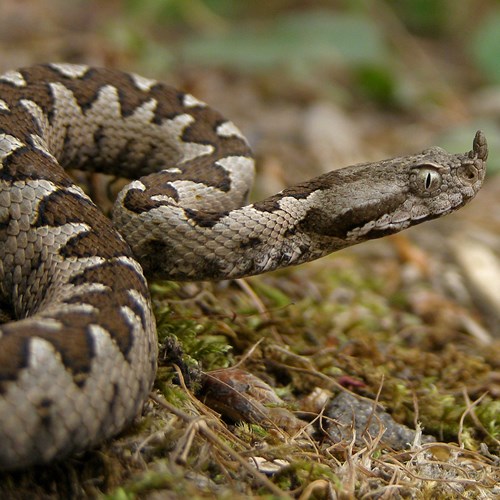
[[150, 391, 292, 498]]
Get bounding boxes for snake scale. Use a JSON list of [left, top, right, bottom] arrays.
[[0, 63, 487, 469]]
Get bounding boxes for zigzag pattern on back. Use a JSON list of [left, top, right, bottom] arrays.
[[0, 63, 487, 469]]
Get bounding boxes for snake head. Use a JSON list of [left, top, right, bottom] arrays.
[[342, 131, 487, 244], [408, 130, 487, 212]]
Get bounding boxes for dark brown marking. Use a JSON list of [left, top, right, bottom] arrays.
[[0, 318, 96, 389], [253, 171, 341, 213], [136, 239, 174, 278], [34, 188, 132, 264], [60, 230, 129, 259], [298, 192, 407, 239], [184, 208, 228, 228], [139, 172, 180, 199], [38, 398, 55, 427], [123, 187, 164, 214], [69, 259, 150, 357]]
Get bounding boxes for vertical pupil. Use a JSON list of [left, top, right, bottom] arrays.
[[425, 172, 432, 189]]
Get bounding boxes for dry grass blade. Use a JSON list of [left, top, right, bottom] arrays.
[[150, 390, 291, 498]]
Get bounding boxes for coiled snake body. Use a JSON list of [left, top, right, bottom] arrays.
[[0, 63, 487, 469]]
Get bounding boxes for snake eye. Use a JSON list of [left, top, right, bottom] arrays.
[[410, 166, 442, 196]]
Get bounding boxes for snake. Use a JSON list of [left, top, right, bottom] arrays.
[[0, 63, 487, 469]]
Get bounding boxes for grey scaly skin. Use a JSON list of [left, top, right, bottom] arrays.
[[115, 131, 488, 281], [0, 62, 487, 469]]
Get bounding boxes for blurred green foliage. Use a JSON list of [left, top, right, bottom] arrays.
[[111, 1, 500, 90], [107, 0, 500, 171], [388, 0, 449, 35], [472, 7, 500, 83], [181, 10, 388, 70]]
